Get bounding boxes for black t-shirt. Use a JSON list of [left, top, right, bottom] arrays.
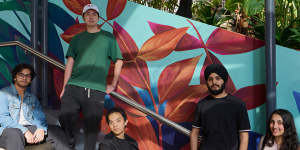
[[99, 132, 139, 150], [192, 94, 250, 150]]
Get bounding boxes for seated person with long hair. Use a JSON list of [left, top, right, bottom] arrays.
[[99, 107, 139, 150], [259, 109, 300, 150]]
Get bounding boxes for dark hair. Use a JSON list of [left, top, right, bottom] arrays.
[[12, 63, 36, 83], [262, 109, 298, 150], [106, 107, 127, 124]]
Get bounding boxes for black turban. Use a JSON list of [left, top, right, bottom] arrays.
[[204, 64, 228, 83]]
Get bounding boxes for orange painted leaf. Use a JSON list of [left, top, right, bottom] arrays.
[[206, 28, 265, 55], [126, 115, 160, 150], [200, 51, 236, 94], [158, 55, 201, 103], [63, 0, 90, 15], [148, 21, 203, 51], [60, 23, 86, 43], [111, 77, 146, 117], [138, 27, 189, 61], [120, 58, 150, 90], [113, 22, 138, 60], [233, 84, 266, 110], [106, 0, 127, 20], [165, 85, 208, 122]]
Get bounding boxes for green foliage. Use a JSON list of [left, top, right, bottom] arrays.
[[129, 0, 179, 13], [191, 0, 231, 26]]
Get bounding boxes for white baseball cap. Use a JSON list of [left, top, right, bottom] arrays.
[[82, 4, 99, 15]]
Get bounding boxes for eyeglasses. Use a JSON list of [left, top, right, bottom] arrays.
[[17, 73, 32, 79]]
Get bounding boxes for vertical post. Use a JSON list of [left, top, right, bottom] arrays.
[[265, 0, 276, 118], [30, 0, 38, 96], [41, 0, 48, 106]]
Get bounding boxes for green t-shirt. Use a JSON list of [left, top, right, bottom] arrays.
[[66, 30, 123, 92]]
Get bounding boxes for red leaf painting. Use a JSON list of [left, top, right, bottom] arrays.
[[60, 23, 87, 43], [233, 84, 266, 110], [200, 51, 236, 94], [206, 28, 265, 55], [126, 115, 160, 150], [113, 22, 138, 60], [113, 77, 147, 117], [165, 85, 208, 122], [148, 21, 203, 51], [63, 0, 90, 15], [120, 58, 150, 90], [138, 27, 189, 61], [52, 67, 64, 99], [106, 0, 127, 20], [158, 55, 202, 104]]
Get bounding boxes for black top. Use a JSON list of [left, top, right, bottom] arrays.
[[99, 132, 139, 150], [192, 94, 251, 150]]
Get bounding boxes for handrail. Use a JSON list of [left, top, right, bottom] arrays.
[[0, 41, 191, 137], [0, 41, 65, 70]]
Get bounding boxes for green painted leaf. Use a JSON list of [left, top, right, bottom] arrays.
[[0, 1, 30, 14]]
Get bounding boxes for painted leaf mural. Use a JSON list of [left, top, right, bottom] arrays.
[[106, 0, 127, 20], [63, 0, 90, 15], [114, 77, 147, 117], [293, 91, 300, 113], [165, 85, 208, 122], [138, 27, 189, 61], [148, 21, 203, 51], [120, 58, 150, 90], [158, 55, 202, 103], [60, 23, 87, 43], [233, 84, 266, 110], [2, 0, 294, 150], [206, 28, 265, 55], [0, 18, 30, 89], [113, 21, 138, 60]]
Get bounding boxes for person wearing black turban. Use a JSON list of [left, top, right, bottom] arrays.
[[190, 64, 251, 150]]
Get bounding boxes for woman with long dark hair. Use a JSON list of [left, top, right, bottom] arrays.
[[259, 109, 300, 150]]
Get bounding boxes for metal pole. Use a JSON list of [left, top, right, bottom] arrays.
[[41, 0, 48, 106], [265, 0, 276, 118], [30, 0, 38, 96]]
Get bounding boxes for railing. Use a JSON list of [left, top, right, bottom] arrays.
[[0, 41, 191, 137]]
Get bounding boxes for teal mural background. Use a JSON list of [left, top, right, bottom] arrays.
[[0, 0, 300, 149]]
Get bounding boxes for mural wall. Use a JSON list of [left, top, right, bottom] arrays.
[[0, 0, 299, 149]]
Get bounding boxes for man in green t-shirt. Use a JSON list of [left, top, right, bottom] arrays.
[[59, 4, 123, 150]]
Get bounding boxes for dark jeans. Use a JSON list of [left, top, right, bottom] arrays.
[[59, 85, 105, 150], [0, 125, 70, 150]]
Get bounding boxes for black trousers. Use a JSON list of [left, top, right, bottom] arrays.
[[59, 85, 105, 150], [0, 125, 70, 150]]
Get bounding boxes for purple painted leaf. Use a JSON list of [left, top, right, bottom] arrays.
[[292, 91, 300, 113], [113, 22, 138, 60], [200, 51, 236, 94], [148, 21, 203, 51], [206, 28, 265, 55], [158, 55, 201, 104], [233, 84, 266, 110]]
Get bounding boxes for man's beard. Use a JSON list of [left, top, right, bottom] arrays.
[[208, 83, 225, 95]]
